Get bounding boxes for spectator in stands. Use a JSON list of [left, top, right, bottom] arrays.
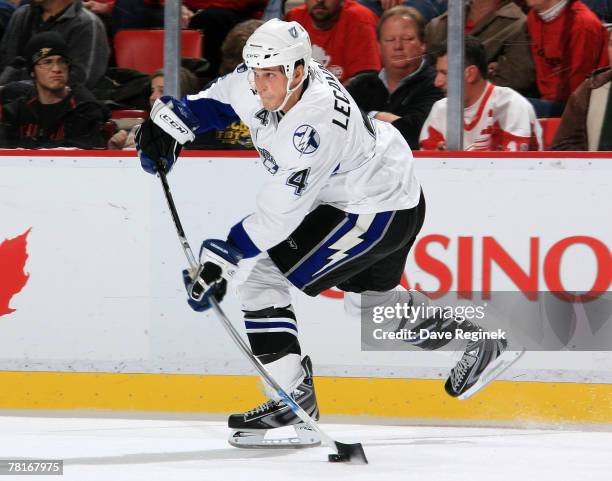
[[526, 0, 610, 117], [218, 19, 262, 76], [346, 6, 443, 149], [420, 36, 542, 151], [552, 33, 612, 150], [0, 0, 18, 40], [108, 66, 200, 149], [425, 0, 536, 96], [0, 0, 110, 88], [0, 32, 109, 148], [286, 0, 381, 83], [357, 0, 447, 23]]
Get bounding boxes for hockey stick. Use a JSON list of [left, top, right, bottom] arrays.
[[155, 166, 368, 465]]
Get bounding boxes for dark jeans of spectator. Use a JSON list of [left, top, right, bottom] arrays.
[[111, 0, 189, 35], [189, 8, 251, 78], [111, 0, 164, 35], [356, 0, 448, 22], [527, 98, 566, 118]]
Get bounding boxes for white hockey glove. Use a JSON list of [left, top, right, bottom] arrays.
[[150, 96, 199, 144], [182, 240, 243, 312]]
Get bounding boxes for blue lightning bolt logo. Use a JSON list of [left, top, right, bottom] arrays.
[[293, 125, 320, 155]]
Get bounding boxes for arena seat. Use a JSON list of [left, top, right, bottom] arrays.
[[539, 117, 562, 150], [114, 29, 203, 74]]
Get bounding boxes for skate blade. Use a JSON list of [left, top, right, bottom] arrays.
[[458, 349, 524, 400], [229, 423, 321, 449]]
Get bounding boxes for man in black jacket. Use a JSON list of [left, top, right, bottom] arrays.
[[346, 5, 443, 150], [0, 32, 109, 149]]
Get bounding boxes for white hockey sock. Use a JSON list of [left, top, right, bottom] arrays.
[[259, 353, 305, 401]]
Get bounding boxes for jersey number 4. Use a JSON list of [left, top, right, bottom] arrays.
[[286, 168, 310, 196]]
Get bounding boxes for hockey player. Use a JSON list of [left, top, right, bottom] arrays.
[[135, 19, 515, 448]]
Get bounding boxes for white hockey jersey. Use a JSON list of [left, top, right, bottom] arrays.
[[185, 61, 421, 257], [419, 83, 542, 152]]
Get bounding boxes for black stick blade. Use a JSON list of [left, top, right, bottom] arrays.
[[328, 442, 368, 464]]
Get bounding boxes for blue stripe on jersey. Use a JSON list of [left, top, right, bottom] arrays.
[[244, 321, 298, 332], [228, 221, 261, 258], [182, 96, 240, 133], [286, 211, 394, 290]]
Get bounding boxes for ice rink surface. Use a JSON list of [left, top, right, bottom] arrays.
[[1, 415, 611, 481]]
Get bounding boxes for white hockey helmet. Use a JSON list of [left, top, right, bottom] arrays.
[[242, 19, 312, 111]]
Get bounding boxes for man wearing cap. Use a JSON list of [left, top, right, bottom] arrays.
[[0, 32, 109, 149]]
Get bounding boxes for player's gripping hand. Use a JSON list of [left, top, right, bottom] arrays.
[[135, 120, 183, 174], [183, 240, 243, 312], [135, 96, 200, 175]]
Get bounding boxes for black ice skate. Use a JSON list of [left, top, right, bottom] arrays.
[[228, 355, 320, 449], [445, 337, 523, 400]]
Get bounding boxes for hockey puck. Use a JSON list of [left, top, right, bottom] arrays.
[[328, 453, 348, 462]]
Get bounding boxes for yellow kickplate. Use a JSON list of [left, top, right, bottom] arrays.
[[0, 372, 610, 424]]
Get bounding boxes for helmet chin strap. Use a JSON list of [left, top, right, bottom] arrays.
[[270, 71, 307, 113], [247, 65, 309, 113]]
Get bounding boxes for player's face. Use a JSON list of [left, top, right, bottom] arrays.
[[306, 0, 343, 23], [34, 55, 69, 92], [379, 15, 425, 73], [252, 67, 289, 111], [434, 55, 448, 93], [150, 75, 164, 107]]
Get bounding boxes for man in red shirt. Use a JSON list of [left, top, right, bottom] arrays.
[[526, 0, 609, 117], [286, 0, 381, 83]]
